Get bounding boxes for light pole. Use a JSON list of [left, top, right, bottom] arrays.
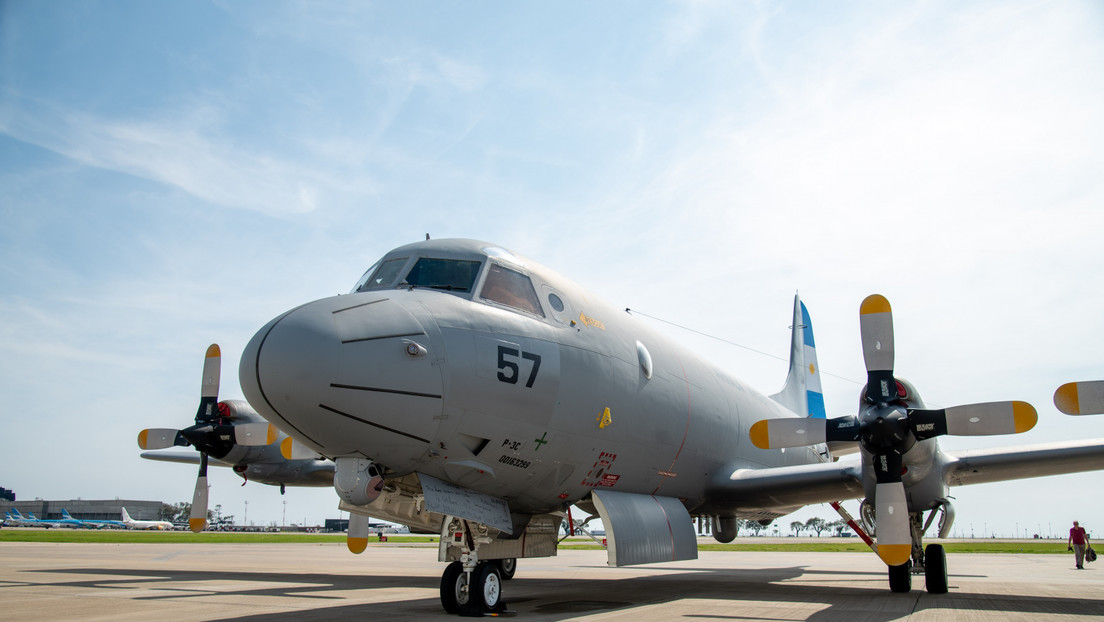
[[283, 500, 287, 528], [244, 500, 248, 527]]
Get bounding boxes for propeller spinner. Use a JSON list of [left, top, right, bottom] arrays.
[[750, 295, 1037, 566], [137, 344, 276, 532]]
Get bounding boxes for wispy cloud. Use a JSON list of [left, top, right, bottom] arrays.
[[0, 93, 355, 214]]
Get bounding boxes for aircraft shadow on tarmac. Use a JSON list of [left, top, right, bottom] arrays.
[[17, 563, 1104, 621]]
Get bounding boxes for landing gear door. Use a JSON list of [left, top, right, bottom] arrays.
[[590, 490, 698, 567]]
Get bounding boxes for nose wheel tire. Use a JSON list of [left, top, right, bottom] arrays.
[[440, 561, 466, 614], [497, 557, 517, 580], [441, 561, 506, 616]]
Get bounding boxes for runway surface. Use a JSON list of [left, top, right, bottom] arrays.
[[2, 541, 1102, 620]]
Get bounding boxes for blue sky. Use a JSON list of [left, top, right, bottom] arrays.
[[2, 1, 1103, 536]]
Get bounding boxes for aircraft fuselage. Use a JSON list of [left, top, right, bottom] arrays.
[[240, 239, 824, 519]]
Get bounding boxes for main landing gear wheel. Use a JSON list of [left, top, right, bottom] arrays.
[[888, 560, 912, 593], [497, 557, 517, 580], [925, 543, 948, 594], [440, 561, 506, 616]]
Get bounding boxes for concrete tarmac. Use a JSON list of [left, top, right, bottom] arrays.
[[2, 541, 1102, 621]]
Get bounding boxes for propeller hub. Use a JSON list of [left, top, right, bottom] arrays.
[[859, 403, 912, 453], [180, 423, 236, 459]]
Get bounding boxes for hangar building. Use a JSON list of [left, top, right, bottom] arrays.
[[1, 499, 164, 522]]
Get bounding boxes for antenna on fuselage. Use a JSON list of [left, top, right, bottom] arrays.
[[426, 233, 431, 240]]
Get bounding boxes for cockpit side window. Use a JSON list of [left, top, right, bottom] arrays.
[[479, 264, 545, 318], [404, 258, 482, 292], [354, 257, 408, 292]]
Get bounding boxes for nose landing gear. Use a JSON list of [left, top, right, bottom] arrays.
[[440, 560, 505, 616], [438, 516, 512, 616]]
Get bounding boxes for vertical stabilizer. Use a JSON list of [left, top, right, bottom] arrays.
[[769, 294, 826, 418]]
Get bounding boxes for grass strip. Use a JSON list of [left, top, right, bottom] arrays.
[[0, 530, 1070, 554], [0, 531, 435, 545]]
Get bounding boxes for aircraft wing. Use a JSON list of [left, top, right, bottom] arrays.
[[712, 460, 865, 514], [943, 437, 1104, 486], [140, 452, 234, 468], [711, 438, 1104, 517]]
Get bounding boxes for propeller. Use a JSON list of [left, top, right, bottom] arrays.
[[1054, 381, 1104, 415], [281, 436, 323, 461], [137, 344, 276, 533], [750, 295, 1037, 566]]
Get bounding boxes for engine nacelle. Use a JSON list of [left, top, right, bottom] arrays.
[[218, 399, 262, 422]]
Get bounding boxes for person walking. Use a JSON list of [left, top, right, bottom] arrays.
[[1068, 521, 1090, 569]]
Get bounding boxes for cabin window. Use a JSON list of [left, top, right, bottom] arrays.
[[480, 264, 545, 317], [404, 258, 482, 292], [548, 293, 565, 312], [354, 258, 408, 292]]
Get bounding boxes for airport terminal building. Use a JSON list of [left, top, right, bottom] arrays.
[[1, 499, 163, 522]]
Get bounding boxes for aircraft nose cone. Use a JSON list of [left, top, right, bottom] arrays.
[[240, 301, 342, 440], [239, 294, 443, 462]]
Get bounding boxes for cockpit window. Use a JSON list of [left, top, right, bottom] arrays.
[[479, 264, 545, 317], [354, 258, 408, 292], [404, 258, 482, 292]]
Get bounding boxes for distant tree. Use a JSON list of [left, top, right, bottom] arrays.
[[161, 502, 193, 523], [830, 519, 849, 536], [790, 521, 805, 537], [805, 517, 828, 537], [745, 520, 766, 537]]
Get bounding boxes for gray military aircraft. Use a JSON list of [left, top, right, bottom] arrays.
[[234, 238, 1104, 615], [138, 345, 334, 532]]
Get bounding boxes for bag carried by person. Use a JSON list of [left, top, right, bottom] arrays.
[[1087, 547, 1097, 563]]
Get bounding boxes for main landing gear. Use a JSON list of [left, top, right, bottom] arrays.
[[888, 543, 947, 593], [875, 503, 951, 594]]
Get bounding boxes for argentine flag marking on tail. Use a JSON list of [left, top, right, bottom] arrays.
[[801, 301, 826, 419]]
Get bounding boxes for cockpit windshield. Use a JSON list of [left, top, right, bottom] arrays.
[[479, 264, 545, 317], [353, 258, 408, 293], [404, 258, 482, 292]]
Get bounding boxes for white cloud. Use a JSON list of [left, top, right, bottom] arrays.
[[0, 95, 342, 214]]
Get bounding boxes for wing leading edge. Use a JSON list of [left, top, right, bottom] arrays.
[[708, 438, 1104, 517], [709, 460, 865, 516], [943, 437, 1104, 486]]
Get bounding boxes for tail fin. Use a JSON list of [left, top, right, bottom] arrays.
[[11, 509, 23, 518], [121, 508, 132, 522], [62, 509, 73, 519], [770, 294, 826, 418]]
